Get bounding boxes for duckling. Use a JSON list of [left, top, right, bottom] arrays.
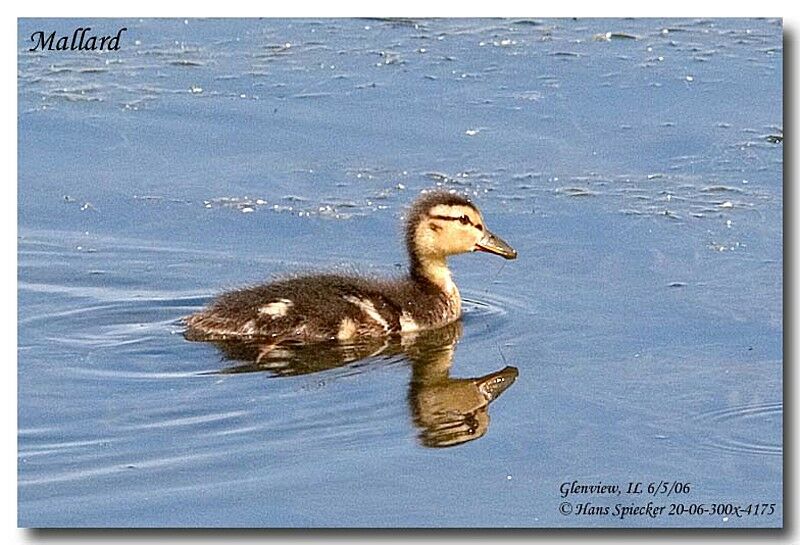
[[184, 190, 516, 344]]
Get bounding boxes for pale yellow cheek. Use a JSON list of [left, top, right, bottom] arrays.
[[414, 224, 435, 254], [444, 231, 478, 255]]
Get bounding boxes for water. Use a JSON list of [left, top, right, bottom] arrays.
[[18, 18, 782, 527]]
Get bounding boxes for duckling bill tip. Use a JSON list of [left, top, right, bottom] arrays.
[[475, 231, 518, 260]]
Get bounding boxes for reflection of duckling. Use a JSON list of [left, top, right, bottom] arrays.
[[184, 191, 516, 344], [404, 323, 518, 448], [211, 321, 518, 449], [411, 366, 518, 448], [213, 336, 398, 377]]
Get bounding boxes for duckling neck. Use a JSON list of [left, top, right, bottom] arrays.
[[410, 254, 457, 295], [406, 254, 463, 328]]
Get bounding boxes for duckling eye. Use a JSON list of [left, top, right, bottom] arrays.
[[459, 215, 470, 225]]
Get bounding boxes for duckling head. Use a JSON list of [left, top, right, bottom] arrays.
[[406, 191, 517, 269]]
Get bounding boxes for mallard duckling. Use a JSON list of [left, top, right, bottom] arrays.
[[184, 191, 516, 343]]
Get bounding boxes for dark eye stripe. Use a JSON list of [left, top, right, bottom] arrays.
[[430, 214, 473, 225]]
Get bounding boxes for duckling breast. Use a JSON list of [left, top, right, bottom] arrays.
[[388, 278, 462, 332]]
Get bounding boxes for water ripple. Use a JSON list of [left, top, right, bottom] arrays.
[[687, 401, 782, 457]]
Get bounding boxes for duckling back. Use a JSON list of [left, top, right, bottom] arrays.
[[185, 274, 402, 342]]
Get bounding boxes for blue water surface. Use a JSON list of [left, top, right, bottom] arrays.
[[18, 18, 782, 527]]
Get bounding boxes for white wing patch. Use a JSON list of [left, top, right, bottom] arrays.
[[240, 319, 257, 335], [399, 311, 419, 333], [258, 299, 293, 318], [343, 295, 389, 331], [337, 317, 358, 340]]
